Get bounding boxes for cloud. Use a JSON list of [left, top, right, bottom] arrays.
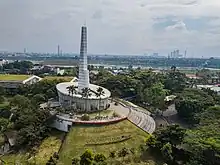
[[0, 0, 220, 57], [165, 21, 187, 31]]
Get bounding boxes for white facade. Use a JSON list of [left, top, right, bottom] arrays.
[[78, 26, 89, 92], [56, 82, 111, 112]]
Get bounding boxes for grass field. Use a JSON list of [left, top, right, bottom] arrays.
[[33, 130, 64, 164], [0, 74, 30, 81], [0, 153, 28, 164], [1, 130, 64, 165], [44, 76, 73, 81], [58, 120, 160, 165]]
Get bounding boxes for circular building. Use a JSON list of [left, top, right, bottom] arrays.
[[56, 82, 111, 112], [56, 26, 111, 112]]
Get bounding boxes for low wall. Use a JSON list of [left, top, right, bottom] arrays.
[[73, 117, 127, 125], [56, 114, 127, 126]]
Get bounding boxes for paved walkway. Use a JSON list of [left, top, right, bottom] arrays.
[[112, 100, 156, 134]]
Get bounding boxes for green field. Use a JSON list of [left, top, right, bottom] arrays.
[[1, 130, 64, 165], [44, 76, 73, 81], [58, 120, 159, 165], [0, 74, 31, 81]]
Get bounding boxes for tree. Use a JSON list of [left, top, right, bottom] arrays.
[[0, 87, 5, 96], [95, 87, 105, 116], [46, 156, 57, 165], [10, 95, 32, 118], [118, 147, 129, 159], [0, 118, 9, 139], [66, 85, 77, 107], [81, 88, 91, 111], [145, 135, 157, 148], [10, 95, 51, 149], [164, 71, 187, 92], [183, 106, 220, 165], [81, 114, 90, 121], [171, 65, 177, 72], [72, 157, 80, 165], [80, 149, 93, 165], [161, 142, 173, 163], [32, 94, 46, 105], [175, 88, 215, 124], [143, 82, 168, 113], [94, 153, 106, 163], [109, 151, 116, 158], [0, 95, 4, 104]]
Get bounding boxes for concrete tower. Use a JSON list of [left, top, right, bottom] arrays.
[[78, 26, 89, 92]]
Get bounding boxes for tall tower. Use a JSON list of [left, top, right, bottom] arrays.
[[78, 26, 89, 92], [57, 45, 60, 56]]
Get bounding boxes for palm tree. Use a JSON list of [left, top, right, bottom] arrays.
[[171, 65, 176, 72], [95, 87, 105, 117], [81, 87, 91, 112], [66, 85, 77, 108]]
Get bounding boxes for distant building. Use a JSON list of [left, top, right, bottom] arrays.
[[186, 74, 201, 79], [0, 59, 8, 66], [152, 53, 159, 57], [197, 85, 220, 95], [56, 68, 65, 75], [0, 75, 42, 89]]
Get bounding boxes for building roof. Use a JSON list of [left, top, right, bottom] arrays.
[[23, 75, 42, 84], [56, 82, 111, 99]]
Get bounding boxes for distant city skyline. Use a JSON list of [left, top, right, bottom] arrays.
[[0, 0, 220, 57]]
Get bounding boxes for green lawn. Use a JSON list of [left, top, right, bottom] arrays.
[[58, 120, 155, 165], [32, 130, 64, 164], [1, 130, 64, 165], [0, 153, 28, 164], [0, 74, 30, 81], [44, 76, 73, 81]]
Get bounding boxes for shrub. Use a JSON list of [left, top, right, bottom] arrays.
[[72, 157, 80, 165], [112, 112, 119, 118], [80, 149, 93, 165], [109, 151, 116, 158], [94, 153, 106, 162], [81, 114, 90, 121]]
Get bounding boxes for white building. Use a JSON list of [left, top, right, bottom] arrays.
[[56, 26, 111, 112], [197, 85, 220, 95], [0, 59, 8, 66], [0, 75, 42, 89]]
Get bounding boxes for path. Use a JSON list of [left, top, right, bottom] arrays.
[[112, 100, 156, 134]]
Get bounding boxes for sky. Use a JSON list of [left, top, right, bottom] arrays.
[[0, 0, 220, 57]]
